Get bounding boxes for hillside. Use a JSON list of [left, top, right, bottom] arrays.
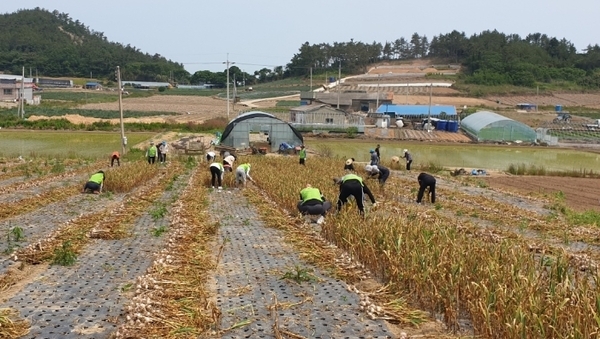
[[0, 8, 188, 82]]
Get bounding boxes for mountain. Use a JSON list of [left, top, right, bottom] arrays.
[[0, 8, 189, 82]]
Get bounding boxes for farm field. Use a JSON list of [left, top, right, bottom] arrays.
[[0, 153, 599, 338], [0, 131, 155, 158]]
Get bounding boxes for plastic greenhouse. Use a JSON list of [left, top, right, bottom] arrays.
[[220, 111, 304, 151], [461, 111, 537, 142]]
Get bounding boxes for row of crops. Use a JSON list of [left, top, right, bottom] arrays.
[[0, 153, 599, 337]]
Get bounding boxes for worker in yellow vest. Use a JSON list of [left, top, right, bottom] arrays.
[[82, 170, 105, 194], [333, 173, 376, 214], [146, 141, 158, 164], [298, 145, 306, 165], [235, 163, 255, 188], [297, 184, 332, 224]]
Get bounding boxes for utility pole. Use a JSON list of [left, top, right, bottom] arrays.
[[116, 66, 126, 155], [427, 84, 432, 133], [337, 61, 341, 109], [376, 74, 381, 112], [223, 53, 235, 119], [19, 66, 25, 119], [309, 67, 313, 92]]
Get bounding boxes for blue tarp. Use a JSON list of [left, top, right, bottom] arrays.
[[376, 105, 457, 116], [279, 142, 294, 150]]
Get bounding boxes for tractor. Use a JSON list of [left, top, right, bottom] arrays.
[[553, 112, 572, 123]]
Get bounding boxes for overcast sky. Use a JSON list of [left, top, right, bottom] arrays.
[[2, 1, 598, 75]]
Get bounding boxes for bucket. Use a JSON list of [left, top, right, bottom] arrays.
[[447, 121, 458, 132], [436, 120, 447, 132]]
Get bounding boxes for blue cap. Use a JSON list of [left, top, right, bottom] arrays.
[[369, 149, 374, 153]]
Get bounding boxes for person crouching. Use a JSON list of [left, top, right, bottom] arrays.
[[297, 184, 332, 225], [82, 170, 105, 194]]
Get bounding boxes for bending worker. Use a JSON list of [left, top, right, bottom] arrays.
[[110, 151, 120, 167], [82, 170, 105, 194], [417, 172, 436, 204], [223, 154, 236, 172], [209, 161, 225, 190], [235, 163, 255, 188], [333, 173, 376, 214], [344, 158, 356, 172], [297, 184, 332, 225], [365, 164, 390, 186]]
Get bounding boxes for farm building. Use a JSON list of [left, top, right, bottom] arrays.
[[220, 111, 304, 151], [121, 81, 172, 89], [35, 78, 73, 88], [0, 77, 35, 103], [85, 82, 102, 90], [300, 91, 392, 112], [461, 111, 537, 142], [289, 104, 346, 125]]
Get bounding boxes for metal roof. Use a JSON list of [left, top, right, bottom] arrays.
[[461, 111, 511, 131], [290, 104, 345, 113], [376, 104, 457, 116], [121, 81, 171, 87]]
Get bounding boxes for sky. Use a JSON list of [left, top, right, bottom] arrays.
[[2, 1, 599, 75]]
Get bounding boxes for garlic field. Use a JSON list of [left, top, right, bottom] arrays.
[[0, 154, 598, 338]]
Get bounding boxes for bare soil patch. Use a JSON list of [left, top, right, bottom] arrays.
[[483, 176, 600, 212], [78, 95, 231, 118]]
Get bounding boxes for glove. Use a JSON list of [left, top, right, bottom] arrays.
[[372, 202, 377, 207]]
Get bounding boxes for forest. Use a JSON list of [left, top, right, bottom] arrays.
[[2, 8, 600, 88]]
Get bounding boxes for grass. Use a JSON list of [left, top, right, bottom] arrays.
[[21, 106, 179, 118], [507, 163, 599, 178], [52, 241, 77, 266], [0, 130, 154, 158]]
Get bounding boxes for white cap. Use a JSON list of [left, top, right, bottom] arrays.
[[403, 149, 408, 153], [364, 165, 373, 172]]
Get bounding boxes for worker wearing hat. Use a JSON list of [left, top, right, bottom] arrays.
[[344, 158, 356, 172], [369, 149, 379, 166], [235, 163, 255, 188], [223, 154, 236, 172], [207, 151, 216, 163], [333, 173, 376, 215], [297, 184, 332, 225], [82, 170, 105, 194], [365, 164, 390, 186], [402, 149, 413, 171], [146, 141, 158, 164]]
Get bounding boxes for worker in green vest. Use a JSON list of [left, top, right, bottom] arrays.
[[333, 173, 376, 214], [82, 170, 105, 194], [297, 184, 332, 225], [298, 145, 306, 165], [235, 163, 255, 188], [146, 141, 158, 164]]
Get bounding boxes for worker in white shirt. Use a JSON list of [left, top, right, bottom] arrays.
[[206, 151, 216, 163], [209, 161, 225, 190]]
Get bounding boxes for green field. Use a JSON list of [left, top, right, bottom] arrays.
[[309, 139, 600, 172], [0, 130, 155, 158]]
